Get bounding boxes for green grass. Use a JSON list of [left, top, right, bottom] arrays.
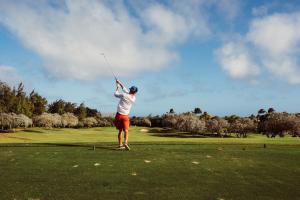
[[0, 127, 300, 200]]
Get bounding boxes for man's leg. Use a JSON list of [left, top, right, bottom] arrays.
[[124, 129, 128, 144], [124, 129, 130, 150], [118, 129, 123, 146]]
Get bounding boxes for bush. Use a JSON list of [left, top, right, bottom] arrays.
[[61, 112, 78, 128], [161, 113, 206, 134], [131, 117, 152, 127], [97, 118, 113, 127], [149, 115, 163, 127], [0, 113, 14, 130], [82, 117, 98, 128], [0, 113, 32, 130], [206, 118, 229, 136], [33, 113, 62, 128], [261, 113, 300, 137], [14, 114, 33, 128], [161, 114, 178, 128], [175, 114, 206, 134], [229, 118, 256, 138]]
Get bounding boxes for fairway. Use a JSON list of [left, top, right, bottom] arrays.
[[1, 127, 300, 200]]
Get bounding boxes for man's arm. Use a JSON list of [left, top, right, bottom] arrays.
[[116, 80, 129, 93], [114, 82, 123, 98]]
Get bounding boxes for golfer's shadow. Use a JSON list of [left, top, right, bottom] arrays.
[[89, 145, 119, 151], [44, 143, 119, 151], [0, 143, 120, 151]]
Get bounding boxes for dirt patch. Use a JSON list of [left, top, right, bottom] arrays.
[[140, 129, 149, 132]]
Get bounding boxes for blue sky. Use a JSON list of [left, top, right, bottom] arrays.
[[0, 0, 300, 116]]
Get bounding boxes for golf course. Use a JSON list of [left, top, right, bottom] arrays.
[[1, 127, 300, 200]]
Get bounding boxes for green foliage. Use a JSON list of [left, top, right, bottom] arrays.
[[30, 90, 47, 115], [64, 102, 77, 113], [0, 81, 16, 113], [48, 99, 66, 115], [0, 82, 34, 117], [75, 103, 87, 121]]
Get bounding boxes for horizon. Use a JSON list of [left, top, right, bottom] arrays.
[[1, 0, 300, 117]]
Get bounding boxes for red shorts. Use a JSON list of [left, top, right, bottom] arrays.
[[115, 113, 130, 131]]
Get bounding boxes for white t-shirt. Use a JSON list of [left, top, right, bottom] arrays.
[[114, 87, 136, 115]]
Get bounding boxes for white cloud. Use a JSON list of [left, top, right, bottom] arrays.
[[247, 12, 300, 84], [247, 13, 300, 55], [217, 12, 300, 84], [216, 42, 260, 79], [0, 65, 22, 86], [0, 0, 210, 80]]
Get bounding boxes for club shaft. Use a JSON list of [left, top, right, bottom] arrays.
[[101, 53, 117, 80]]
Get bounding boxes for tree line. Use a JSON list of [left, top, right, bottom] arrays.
[[0, 81, 114, 131], [131, 108, 300, 138], [1, 80, 300, 137], [0, 81, 101, 119]]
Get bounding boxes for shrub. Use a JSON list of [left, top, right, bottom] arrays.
[[14, 114, 33, 128], [61, 112, 78, 128], [161, 114, 178, 128], [0, 113, 32, 130], [175, 114, 206, 134], [229, 118, 256, 138], [82, 117, 98, 128], [97, 118, 113, 127], [33, 113, 62, 128], [262, 113, 300, 137], [130, 117, 152, 127], [149, 115, 163, 127], [206, 118, 229, 136], [0, 113, 14, 130], [100, 117, 115, 127], [162, 113, 206, 134]]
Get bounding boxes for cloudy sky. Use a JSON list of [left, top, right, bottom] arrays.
[[0, 0, 300, 116]]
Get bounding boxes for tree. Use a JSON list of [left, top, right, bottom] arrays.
[[206, 118, 229, 136], [0, 81, 16, 113], [229, 118, 256, 138], [14, 83, 32, 117], [86, 107, 101, 118], [261, 113, 300, 137], [75, 103, 87, 121], [194, 107, 202, 114], [64, 102, 77, 113], [48, 99, 66, 115], [30, 90, 47, 115]]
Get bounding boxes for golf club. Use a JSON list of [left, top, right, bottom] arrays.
[[100, 53, 118, 81]]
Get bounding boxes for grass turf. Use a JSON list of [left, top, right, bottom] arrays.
[[0, 127, 300, 200]]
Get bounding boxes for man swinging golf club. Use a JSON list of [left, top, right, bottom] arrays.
[[114, 79, 138, 150]]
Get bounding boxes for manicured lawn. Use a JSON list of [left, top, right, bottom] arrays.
[[0, 127, 300, 200]]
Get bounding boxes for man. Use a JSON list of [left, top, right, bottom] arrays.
[[114, 79, 138, 150]]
